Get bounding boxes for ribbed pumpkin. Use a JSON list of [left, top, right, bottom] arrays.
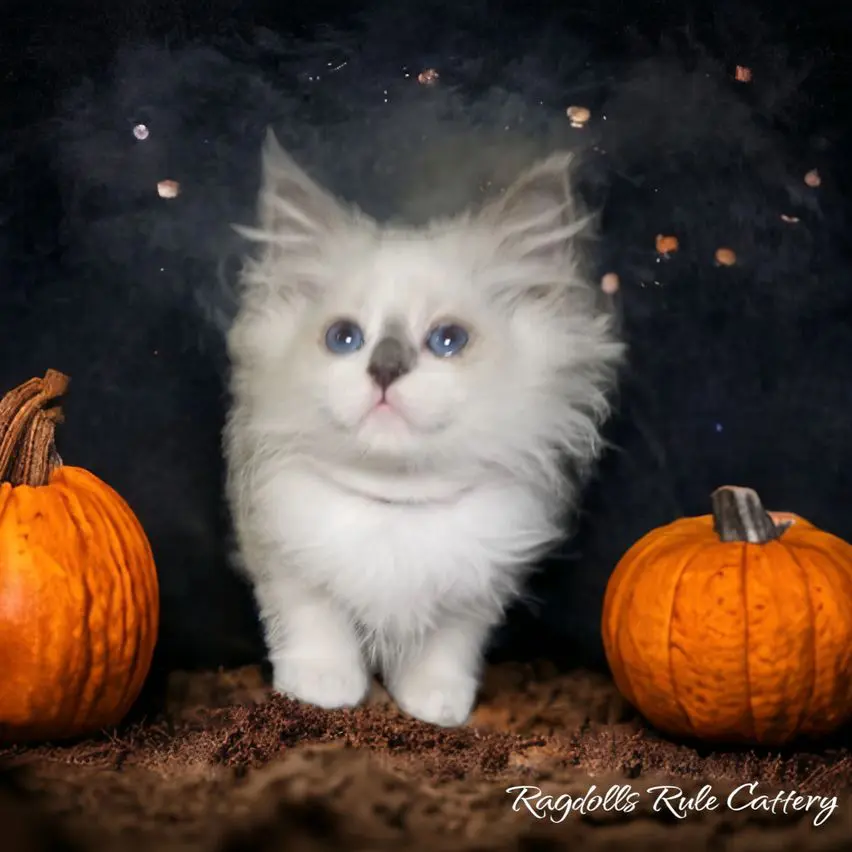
[[0, 370, 159, 742], [602, 485, 852, 746]]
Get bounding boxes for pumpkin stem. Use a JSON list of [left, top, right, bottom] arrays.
[[711, 486, 791, 543], [0, 370, 69, 486]]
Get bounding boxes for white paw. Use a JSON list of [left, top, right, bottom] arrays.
[[272, 657, 369, 710], [390, 671, 478, 727]]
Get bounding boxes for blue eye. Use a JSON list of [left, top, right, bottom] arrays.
[[425, 323, 469, 357], [325, 320, 364, 354]]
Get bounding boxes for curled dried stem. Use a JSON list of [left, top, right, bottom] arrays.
[[0, 369, 69, 486]]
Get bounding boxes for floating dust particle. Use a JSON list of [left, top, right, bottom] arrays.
[[655, 234, 679, 255], [804, 169, 821, 187], [734, 65, 752, 82], [601, 273, 620, 294], [715, 247, 737, 266], [157, 180, 180, 199], [132, 123, 150, 140], [566, 105, 591, 128], [780, 214, 800, 223], [417, 68, 439, 86]]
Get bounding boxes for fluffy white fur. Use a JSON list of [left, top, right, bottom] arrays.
[[223, 129, 624, 727]]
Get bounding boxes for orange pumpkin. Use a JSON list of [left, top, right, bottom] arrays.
[[602, 485, 852, 746], [0, 370, 159, 742]]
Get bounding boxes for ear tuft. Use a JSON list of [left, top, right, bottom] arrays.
[[231, 130, 366, 306], [233, 128, 351, 249], [479, 152, 591, 265]]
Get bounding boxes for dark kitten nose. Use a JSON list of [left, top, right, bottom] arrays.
[[367, 335, 415, 390]]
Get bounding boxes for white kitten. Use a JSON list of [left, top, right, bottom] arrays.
[[223, 130, 624, 727]]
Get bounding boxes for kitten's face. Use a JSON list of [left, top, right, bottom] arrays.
[[229, 131, 623, 478], [262, 232, 549, 464]]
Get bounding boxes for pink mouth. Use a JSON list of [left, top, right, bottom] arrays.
[[367, 395, 408, 424], [372, 400, 397, 416]]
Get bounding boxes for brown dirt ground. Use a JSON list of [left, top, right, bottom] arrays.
[[1, 662, 851, 851]]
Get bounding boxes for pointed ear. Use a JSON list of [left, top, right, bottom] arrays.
[[478, 152, 591, 268], [234, 128, 351, 252]]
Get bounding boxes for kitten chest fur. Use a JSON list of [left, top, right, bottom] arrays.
[[256, 462, 559, 642]]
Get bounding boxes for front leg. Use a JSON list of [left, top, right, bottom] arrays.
[[253, 578, 370, 710], [384, 615, 493, 727]]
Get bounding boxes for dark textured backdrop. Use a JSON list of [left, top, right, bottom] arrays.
[[2, 0, 851, 692]]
